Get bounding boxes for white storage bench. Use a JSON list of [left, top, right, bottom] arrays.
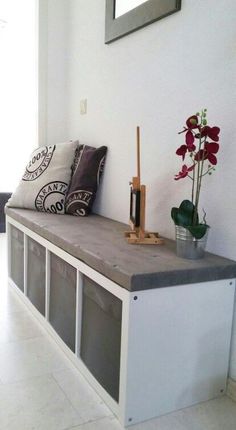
[[6, 207, 236, 427]]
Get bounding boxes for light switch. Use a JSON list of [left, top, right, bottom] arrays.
[[80, 99, 87, 115]]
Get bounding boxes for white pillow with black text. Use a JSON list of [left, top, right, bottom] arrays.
[[7, 141, 78, 214]]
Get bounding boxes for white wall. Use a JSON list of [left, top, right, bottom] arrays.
[[38, 0, 69, 146], [66, 0, 236, 257], [39, 0, 236, 379]]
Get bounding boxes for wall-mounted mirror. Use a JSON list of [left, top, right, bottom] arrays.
[[115, 0, 149, 18], [105, 0, 182, 44]]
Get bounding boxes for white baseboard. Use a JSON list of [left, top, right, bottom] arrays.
[[227, 378, 236, 402]]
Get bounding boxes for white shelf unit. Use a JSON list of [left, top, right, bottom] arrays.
[[6, 215, 236, 427]]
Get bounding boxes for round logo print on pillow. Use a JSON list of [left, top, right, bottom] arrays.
[[35, 181, 68, 214], [22, 145, 55, 181]]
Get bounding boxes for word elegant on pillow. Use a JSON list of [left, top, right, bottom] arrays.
[[7, 141, 78, 214], [65, 145, 107, 216]]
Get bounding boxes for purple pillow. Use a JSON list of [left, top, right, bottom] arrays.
[[65, 145, 107, 216]]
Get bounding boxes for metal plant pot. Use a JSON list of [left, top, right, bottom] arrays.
[[175, 225, 209, 259]]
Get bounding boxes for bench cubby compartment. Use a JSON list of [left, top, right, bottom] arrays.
[[26, 237, 46, 315], [49, 253, 76, 352], [80, 275, 122, 402], [9, 225, 24, 291]]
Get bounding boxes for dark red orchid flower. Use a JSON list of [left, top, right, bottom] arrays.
[[201, 126, 220, 142], [174, 164, 194, 180], [176, 131, 196, 160], [176, 145, 187, 160], [205, 142, 219, 164], [185, 130, 196, 151], [186, 115, 199, 130], [195, 142, 219, 165]]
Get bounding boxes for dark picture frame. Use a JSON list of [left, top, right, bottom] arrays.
[[130, 189, 141, 228], [105, 0, 182, 44]]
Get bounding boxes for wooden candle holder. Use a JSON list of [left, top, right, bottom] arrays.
[[125, 127, 164, 245]]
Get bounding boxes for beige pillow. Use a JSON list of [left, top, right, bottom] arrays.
[[7, 141, 78, 214]]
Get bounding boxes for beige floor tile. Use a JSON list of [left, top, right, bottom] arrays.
[[0, 288, 26, 316], [53, 368, 113, 422], [0, 374, 84, 430], [0, 308, 44, 344], [0, 336, 70, 384], [67, 416, 123, 430]]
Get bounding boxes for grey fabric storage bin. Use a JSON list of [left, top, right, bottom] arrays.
[[49, 253, 76, 352], [80, 275, 122, 402], [10, 225, 24, 291], [27, 238, 46, 315]]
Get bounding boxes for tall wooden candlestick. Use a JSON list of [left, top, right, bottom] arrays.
[[125, 126, 164, 245]]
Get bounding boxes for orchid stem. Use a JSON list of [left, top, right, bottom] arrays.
[[192, 160, 195, 204], [193, 134, 202, 225]]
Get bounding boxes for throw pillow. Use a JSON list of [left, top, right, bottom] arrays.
[[65, 145, 107, 216], [7, 141, 78, 214]]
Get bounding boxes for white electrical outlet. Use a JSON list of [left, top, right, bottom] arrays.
[[80, 99, 87, 115]]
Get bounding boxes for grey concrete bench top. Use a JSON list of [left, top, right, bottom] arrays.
[[6, 207, 236, 292]]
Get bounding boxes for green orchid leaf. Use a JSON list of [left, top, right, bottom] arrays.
[[187, 224, 209, 239], [171, 207, 179, 224], [179, 199, 194, 213], [177, 200, 196, 226], [175, 211, 191, 227], [171, 200, 200, 228], [171, 200, 208, 238]]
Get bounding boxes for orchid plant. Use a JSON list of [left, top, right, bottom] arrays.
[[171, 109, 220, 239]]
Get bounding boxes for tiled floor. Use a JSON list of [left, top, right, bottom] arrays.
[[0, 233, 236, 430]]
